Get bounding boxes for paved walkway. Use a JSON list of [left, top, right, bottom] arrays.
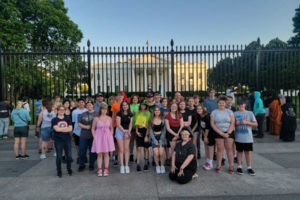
[[0, 131, 300, 200]]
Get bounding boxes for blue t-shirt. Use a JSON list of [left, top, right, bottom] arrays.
[[35, 101, 42, 116], [51, 116, 72, 141], [161, 108, 171, 117], [234, 111, 257, 143], [203, 98, 218, 113]]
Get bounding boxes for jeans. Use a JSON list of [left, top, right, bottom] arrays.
[[196, 128, 201, 154], [256, 114, 265, 137], [54, 138, 72, 172], [79, 137, 97, 167], [0, 118, 9, 136]]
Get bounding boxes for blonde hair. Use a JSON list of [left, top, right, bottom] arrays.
[[16, 101, 23, 109]]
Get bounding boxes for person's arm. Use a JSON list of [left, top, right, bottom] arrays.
[[26, 110, 31, 122], [184, 115, 192, 127], [179, 154, 194, 172], [78, 122, 91, 130], [37, 111, 43, 128], [210, 116, 227, 137], [148, 121, 158, 145], [128, 117, 133, 134], [243, 113, 258, 127], [159, 121, 166, 145], [191, 121, 198, 133], [171, 151, 177, 173], [91, 118, 97, 137], [53, 125, 72, 133], [165, 119, 177, 136], [177, 118, 184, 135], [117, 116, 127, 134], [110, 118, 114, 134], [227, 114, 235, 135]]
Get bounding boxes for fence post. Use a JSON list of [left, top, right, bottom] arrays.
[[0, 41, 3, 101], [87, 40, 92, 97], [170, 39, 175, 98], [256, 37, 261, 90]]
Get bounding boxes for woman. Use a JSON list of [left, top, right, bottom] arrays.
[[11, 101, 31, 159], [165, 103, 184, 155], [52, 105, 73, 177], [269, 96, 283, 135], [169, 130, 197, 184], [280, 97, 297, 141], [115, 101, 133, 174], [37, 101, 56, 159], [63, 99, 71, 120], [129, 94, 140, 162], [148, 106, 166, 174], [179, 101, 192, 132], [91, 105, 115, 176], [210, 95, 235, 174], [188, 97, 201, 159], [135, 101, 151, 171], [196, 104, 214, 170]]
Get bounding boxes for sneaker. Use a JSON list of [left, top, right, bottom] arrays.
[[143, 164, 149, 171], [40, 154, 46, 160], [21, 155, 30, 159], [234, 157, 238, 163], [222, 158, 226, 166], [104, 168, 109, 176], [156, 166, 161, 174], [78, 166, 85, 172], [130, 154, 134, 162], [3, 135, 8, 139], [216, 167, 221, 173], [97, 168, 103, 177], [68, 169, 73, 176], [57, 171, 62, 178], [203, 162, 213, 170], [16, 155, 22, 160], [228, 168, 234, 174], [120, 166, 125, 174], [192, 173, 199, 179], [213, 152, 217, 161], [136, 165, 141, 171], [125, 166, 130, 174], [247, 168, 256, 176], [53, 153, 57, 157], [237, 167, 244, 175], [160, 166, 166, 174]]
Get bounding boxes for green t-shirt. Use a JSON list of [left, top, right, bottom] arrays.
[[130, 104, 140, 129]]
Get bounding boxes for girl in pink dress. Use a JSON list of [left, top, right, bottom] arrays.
[[91, 105, 115, 177]]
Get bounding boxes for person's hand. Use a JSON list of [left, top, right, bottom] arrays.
[[204, 137, 208, 145], [124, 131, 130, 139], [144, 136, 149, 143], [36, 127, 40, 132], [223, 133, 229, 138], [235, 120, 240, 125], [171, 165, 177, 173], [86, 125, 91, 130], [178, 168, 184, 177], [242, 120, 248, 125], [136, 132, 141, 137], [155, 141, 159, 146]]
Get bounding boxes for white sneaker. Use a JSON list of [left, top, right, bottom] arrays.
[[203, 162, 213, 170], [160, 166, 166, 174], [156, 166, 161, 174], [125, 166, 130, 174], [53, 153, 57, 157], [120, 166, 125, 174], [40, 155, 46, 160]]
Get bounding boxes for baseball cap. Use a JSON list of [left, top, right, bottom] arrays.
[[146, 92, 154, 98], [237, 99, 246, 105], [95, 93, 104, 98]]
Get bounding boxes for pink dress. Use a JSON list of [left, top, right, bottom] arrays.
[[91, 118, 115, 153]]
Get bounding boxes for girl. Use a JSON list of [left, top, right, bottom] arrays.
[[188, 97, 200, 159], [129, 95, 140, 162], [135, 101, 151, 171], [115, 101, 133, 174], [148, 106, 166, 174], [179, 101, 192, 132], [91, 105, 115, 176], [165, 103, 184, 156], [210, 95, 235, 174]]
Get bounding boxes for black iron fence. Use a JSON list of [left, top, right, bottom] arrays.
[[1, 38, 300, 121]]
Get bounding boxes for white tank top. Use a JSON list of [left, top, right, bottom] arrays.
[[41, 109, 56, 128]]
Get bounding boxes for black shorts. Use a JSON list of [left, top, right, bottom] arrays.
[[235, 142, 253, 152], [73, 133, 80, 146], [213, 130, 235, 139], [136, 128, 150, 148], [14, 126, 29, 138], [201, 131, 215, 146]]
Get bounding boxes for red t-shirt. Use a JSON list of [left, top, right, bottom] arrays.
[[165, 113, 182, 127]]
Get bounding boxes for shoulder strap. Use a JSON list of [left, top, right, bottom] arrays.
[[16, 112, 27, 123]]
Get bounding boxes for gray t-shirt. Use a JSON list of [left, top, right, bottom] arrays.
[[234, 111, 257, 143], [79, 111, 97, 139], [211, 109, 233, 132], [203, 98, 218, 113]]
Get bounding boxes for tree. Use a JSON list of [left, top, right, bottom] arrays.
[[288, 4, 300, 45]]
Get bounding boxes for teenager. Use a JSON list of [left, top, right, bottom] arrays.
[[129, 94, 140, 162], [94, 93, 108, 114]]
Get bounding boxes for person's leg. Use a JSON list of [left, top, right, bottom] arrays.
[[193, 134, 198, 159], [104, 152, 109, 169], [257, 114, 265, 137], [224, 138, 234, 170], [153, 148, 159, 166], [21, 137, 27, 155], [144, 147, 149, 161], [14, 137, 20, 156], [245, 151, 252, 167], [54, 139, 63, 173], [197, 132, 201, 155], [3, 118, 9, 137], [136, 147, 142, 165], [79, 137, 88, 167], [88, 138, 97, 168], [169, 169, 179, 181], [129, 131, 136, 159], [215, 139, 224, 168], [159, 148, 165, 166], [177, 169, 194, 184], [97, 153, 103, 170], [237, 151, 243, 166], [117, 139, 124, 166], [64, 139, 72, 171], [170, 140, 177, 155], [208, 145, 214, 162], [0, 118, 4, 137], [165, 147, 170, 160], [124, 137, 130, 166]]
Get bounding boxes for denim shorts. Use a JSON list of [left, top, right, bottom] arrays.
[[41, 127, 52, 142], [115, 127, 130, 140], [151, 134, 165, 148]]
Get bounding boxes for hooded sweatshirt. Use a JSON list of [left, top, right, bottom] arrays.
[[253, 91, 265, 116]]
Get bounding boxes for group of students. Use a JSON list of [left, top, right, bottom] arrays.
[[7, 88, 288, 184]]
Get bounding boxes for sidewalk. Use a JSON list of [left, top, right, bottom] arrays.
[[0, 131, 300, 200]]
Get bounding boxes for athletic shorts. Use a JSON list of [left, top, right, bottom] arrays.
[[14, 126, 29, 138], [136, 128, 150, 148], [73, 133, 80, 146], [201, 131, 215, 146], [235, 142, 253, 152]]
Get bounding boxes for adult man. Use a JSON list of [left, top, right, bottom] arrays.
[[78, 100, 97, 171], [174, 92, 182, 104], [203, 89, 218, 113], [94, 93, 108, 114], [226, 84, 238, 107], [0, 100, 13, 139]]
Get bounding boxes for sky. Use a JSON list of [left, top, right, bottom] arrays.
[[64, 0, 299, 48]]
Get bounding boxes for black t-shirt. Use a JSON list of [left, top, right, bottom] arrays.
[[51, 117, 72, 141], [117, 111, 132, 129], [198, 113, 211, 132], [174, 140, 197, 171], [0, 102, 12, 118], [181, 110, 191, 122], [148, 104, 156, 113], [188, 108, 198, 129]]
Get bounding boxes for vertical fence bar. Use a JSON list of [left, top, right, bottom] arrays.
[[0, 43, 4, 101], [87, 40, 92, 97], [170, 39, 175, 98]]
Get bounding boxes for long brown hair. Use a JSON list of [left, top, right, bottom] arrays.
[[98, 105, 108, 116], [196, 104, 209, 116], [170, 102, 180, 120], [46, 101, 53, 113], [150, 106, 163, 123]]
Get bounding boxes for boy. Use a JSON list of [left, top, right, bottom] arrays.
[[234, 99, 258, 176]]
